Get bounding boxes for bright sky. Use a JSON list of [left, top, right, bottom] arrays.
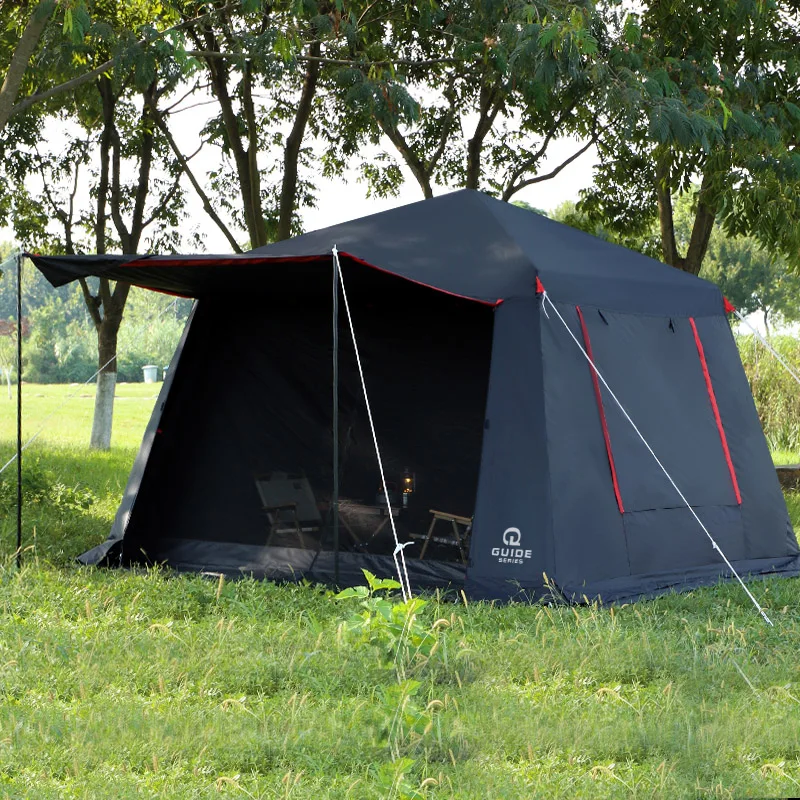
[[0, 124, 598, 253], [297, 137, 597, 251]]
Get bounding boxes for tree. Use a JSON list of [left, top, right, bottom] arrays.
[[701, 234, 800, 337], [0, 0, 61, 131], [339, 0, 604, 202], [579, 0, 800, 276], [6, 0, 196, 447], [173, 0, 445, 245], [0, 316, 29, 398], [549, 198, 662, 260]]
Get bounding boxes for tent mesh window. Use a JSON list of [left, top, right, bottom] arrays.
[[120, 263, 494, 567]]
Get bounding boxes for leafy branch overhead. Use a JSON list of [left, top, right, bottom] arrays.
[[579, 0, 800, 276]]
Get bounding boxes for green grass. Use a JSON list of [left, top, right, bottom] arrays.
[[772, 448, 800, 466], [0, 384, 799, 798]]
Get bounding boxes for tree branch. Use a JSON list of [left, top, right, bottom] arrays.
[[78, 277, 103, 329], [684, 168, 717, 276], [277, 40, 321, 241], [502, 135, 597, 201], [377, 117, 432, 198], [502, 100, 582, 197], [0, 2, 56, 129], [7, 0, 244, 122], [425, 79, 458, 179], [145, 93, 242, 252], [141, 168, 184, 231], [466, 79, 504, 190], [128, 83, 157, 250], [241, 60, 267, 247], [656, 155, 680, 268], [96, 78, 113, 255]]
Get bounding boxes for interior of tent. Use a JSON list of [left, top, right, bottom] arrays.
[[120, 258, 495, 569]]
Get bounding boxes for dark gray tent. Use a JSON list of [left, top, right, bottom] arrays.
[[30, 189, 800, 602]]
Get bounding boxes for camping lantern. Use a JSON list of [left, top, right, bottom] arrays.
[[402, 467, 415, 507]]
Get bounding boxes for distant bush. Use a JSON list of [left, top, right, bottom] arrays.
[[738, 334, 800, 452]]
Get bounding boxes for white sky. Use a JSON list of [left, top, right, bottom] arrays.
[[0, 117, 598, 253], [298, 138, 597, 251]]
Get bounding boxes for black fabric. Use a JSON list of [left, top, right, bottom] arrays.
[[33, 189, 798, 603], [582, 309, 737, 511], [540, 303, 632, 588], [465, 298, 551, 598], [115, 263, 493, 585], [142, 539, 467, 591], [693, 315, 799, 560], [560, 553, 800, 605]]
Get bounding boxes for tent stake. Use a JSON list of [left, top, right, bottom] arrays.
[[332, 246, 340, 585], [16, 253, 22, 568]]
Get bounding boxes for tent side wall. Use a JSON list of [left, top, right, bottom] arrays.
[[466, 297, 553, 600], [539, 301, 800, 602], [694, 315, 800, 563], [78, 301, 199, 566]]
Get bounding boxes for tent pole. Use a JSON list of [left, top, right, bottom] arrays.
[[332, 246, 340, 585], [16, 253, 22, 568]]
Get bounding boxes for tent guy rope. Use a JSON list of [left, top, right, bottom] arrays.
[[333, 246, 413, 601], [541, 290, 773, 626]]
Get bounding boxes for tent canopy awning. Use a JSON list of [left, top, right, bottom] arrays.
[[26, 189, 726, 315]]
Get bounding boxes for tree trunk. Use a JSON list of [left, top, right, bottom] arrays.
[[90, 317, 120, 450], [763, 309, 770, 339], [656, 157, 681, 268], [682, 180, 717, 276], [656, 158, 716, 275], [0, 4, 55, 130], [465, 82, 503, 190], [377, 118, 434, 199], [277, 42, 321, 241]]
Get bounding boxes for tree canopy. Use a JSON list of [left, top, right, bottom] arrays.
[[580, 0, 800, 276]]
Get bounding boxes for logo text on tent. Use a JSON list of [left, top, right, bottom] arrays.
[[492, 527, 532, 565]]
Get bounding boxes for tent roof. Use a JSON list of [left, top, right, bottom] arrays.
[[28, 189, 724, 315]]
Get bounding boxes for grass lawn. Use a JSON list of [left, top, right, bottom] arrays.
[[0, 384, 799, 798]]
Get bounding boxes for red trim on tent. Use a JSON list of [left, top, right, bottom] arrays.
[[576, 306, 625, 515], [723, 296, 736, 314], [689, 317, 742, 505], [341, 252, 502, 306], [535, 276, 545, 294], [119, 252, 503, 306]]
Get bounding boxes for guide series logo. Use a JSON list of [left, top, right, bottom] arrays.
[[492, 527, 532, 565]]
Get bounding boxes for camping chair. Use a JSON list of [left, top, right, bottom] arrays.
[[416, 509, 472, 564], [255, 473, 322, 549]]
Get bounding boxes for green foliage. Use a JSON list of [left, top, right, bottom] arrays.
[[739, 335, 800, 452], [701, 236, 800, 333], [335, 570, 436, 664], [335, 569, 446, 774], [0, 459, 96, 517], [582, 0, 800, 274], [0, 270, 190, 383], [550, 199, 662, 260]]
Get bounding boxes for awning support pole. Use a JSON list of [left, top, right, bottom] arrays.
[[16, 253, 23, 568], [332, 246, 340, 585]]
